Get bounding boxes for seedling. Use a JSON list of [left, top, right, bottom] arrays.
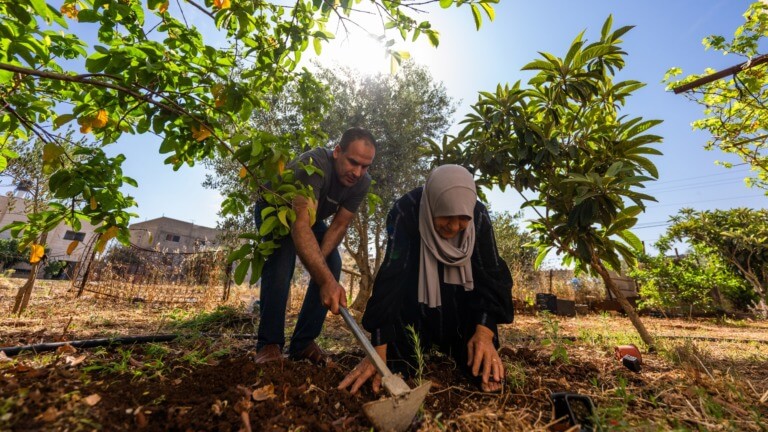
[[539, 311, 571, 364], [405, 324, 426, 384]]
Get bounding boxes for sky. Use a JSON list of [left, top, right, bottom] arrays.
[[38, 0, 766, 260]]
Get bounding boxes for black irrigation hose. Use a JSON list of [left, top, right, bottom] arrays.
[[0, 333, 258, 357]]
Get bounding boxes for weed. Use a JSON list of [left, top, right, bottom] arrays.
[[169, 305, 252, 334], [588, 376, 601, 390], [83, 348, 135, 376], [539, 311, 571, 364], [693, 386, 725, 420], [180, 350, 209, 366], [405, 324, 426, 384], [145, 343, 169, 358], [615, 375, 636, 405], [504, 361, 526, 391], [433, 412, 445, 429]]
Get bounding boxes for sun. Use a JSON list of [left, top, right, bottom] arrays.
[[321, 31, 392, 75]]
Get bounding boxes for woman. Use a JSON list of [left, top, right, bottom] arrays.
[[338, 164, 514, 394]]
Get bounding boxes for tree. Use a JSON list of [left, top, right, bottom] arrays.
[[632, 245, 753, 316], [490, 211, 537, 300], [429, 17, 661, 348], [0, 0, 497, 295], [661, 208, 768, 315], [665, 1, 768, 193], [315, 61, 455, 310], [0, 238, 24, 270], [203, 61, 455, 309], [0, 133, 114, 313]]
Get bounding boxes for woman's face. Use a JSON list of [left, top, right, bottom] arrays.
[[433, 215, 471, 239]]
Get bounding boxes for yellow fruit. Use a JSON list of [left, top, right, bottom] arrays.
[[60, 3, 78, 19], [192, 124, 212, 142], [93, 109, 108, 128], [66, 241, 79, 255], [30, 244, 45, 264]]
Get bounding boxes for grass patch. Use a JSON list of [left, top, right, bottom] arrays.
[[166, 305, 253, 334]]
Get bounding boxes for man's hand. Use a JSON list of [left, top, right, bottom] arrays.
[[467, 325, 504, 390], [320, 280, 347, 315], [337, 345, 386, 395]]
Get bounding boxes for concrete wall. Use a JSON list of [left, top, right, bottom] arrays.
[[129, 217, 220, 251]]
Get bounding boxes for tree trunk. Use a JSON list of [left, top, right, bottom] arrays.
[[350, 271, 374, 312], [591, 255, 655, 350], [12, 262, 39, 315]]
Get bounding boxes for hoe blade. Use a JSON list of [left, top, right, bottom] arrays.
[[362, 381, 431, 432]]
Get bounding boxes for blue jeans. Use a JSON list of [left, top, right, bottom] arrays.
[[254, 203, 341, 355]]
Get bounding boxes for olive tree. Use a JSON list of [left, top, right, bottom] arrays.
[[316, 62, 455, 310]]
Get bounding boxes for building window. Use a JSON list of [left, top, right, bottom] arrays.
[[63, 231, 86, 242], [165, 234, 181, 242]]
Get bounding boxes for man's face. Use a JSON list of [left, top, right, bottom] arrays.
[[332, 139, 375, 187]]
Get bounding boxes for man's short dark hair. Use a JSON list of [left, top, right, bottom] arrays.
[[338, 127, 377, 151]]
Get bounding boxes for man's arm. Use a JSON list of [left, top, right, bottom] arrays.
[[291, 195, 347, 314], [319, 207, 356, 258]]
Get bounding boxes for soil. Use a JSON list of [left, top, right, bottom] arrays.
[[2, 280, 768, 431]]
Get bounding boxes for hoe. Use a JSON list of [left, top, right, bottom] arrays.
[[340, 307, 431, 432]]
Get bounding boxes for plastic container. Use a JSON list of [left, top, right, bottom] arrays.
[[614, 344, 642, 364]]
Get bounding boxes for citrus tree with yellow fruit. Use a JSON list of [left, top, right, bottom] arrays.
[[0, 0, 497, 312]]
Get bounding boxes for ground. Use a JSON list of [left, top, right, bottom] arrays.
[[1, 279, 767, 431]]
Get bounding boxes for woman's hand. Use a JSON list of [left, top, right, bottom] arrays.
[[337, 345, 386, 395], [467, 325, 504, 391]]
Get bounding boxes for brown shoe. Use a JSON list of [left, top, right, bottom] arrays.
[[288, 341, 330, 365], [254, 344, 283, 364]]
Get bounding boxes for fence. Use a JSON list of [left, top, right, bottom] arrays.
[[71, 241, 232, 306]]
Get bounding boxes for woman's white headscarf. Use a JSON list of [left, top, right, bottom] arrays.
[[418, 164, 477, 307]]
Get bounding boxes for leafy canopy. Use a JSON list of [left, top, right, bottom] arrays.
[[665, 1, 768, 193], [661, 207, 768, 311], [0, 0, 497, 283], [429, 16, 663, 275]]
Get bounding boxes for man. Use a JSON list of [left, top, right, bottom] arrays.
[[254, 127, 377, 364]]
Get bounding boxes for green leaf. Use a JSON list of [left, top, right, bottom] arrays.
[[534, 246, 550, 269], [234, 259, 250, 284], [605, 161, 623, 177], [479, 2, 495, 21], [29, 0, 51, 21], [277, 208, 289, 228], [227, 244, 252, 263], [76, 9, 99, 22], [249, 255, 265, 284], [426, 30, 440, 48], [259, 216, 278, 236], [85, 53, 110, 73], [439, 0, 452, 8], [470, 4, 482, 30], [54, 114, 76, 129]]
